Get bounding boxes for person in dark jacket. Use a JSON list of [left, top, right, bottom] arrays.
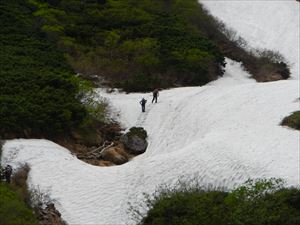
[[140, 98, 147, 112], [152, 89, 159, 103], [4, 165, 12, 183]]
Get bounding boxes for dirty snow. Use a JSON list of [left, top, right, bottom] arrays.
[[1, 1, 300, 225]]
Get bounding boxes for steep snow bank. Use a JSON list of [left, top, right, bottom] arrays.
[[201, 0, 300, 78]]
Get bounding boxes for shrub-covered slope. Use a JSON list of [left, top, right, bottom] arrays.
[[30, 0, 289, 92], [0, 0, 88, 138], [29, 0, 226, 92], [0, 183, 39, 225], [139, 179, 300, 225]]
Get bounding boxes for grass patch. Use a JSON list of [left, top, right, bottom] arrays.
[[0, 164, 39, 225], [281, 111, 300, 130], [132, 178, 300, 225], [0, 183, 39, 225]]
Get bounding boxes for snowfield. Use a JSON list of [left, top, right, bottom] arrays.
[[201, 0, 300, 79], [1, 1, 299, 225]]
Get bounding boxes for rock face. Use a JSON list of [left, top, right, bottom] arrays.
[[120, 127, 148, 155]]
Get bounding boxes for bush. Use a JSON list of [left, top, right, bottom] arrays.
[[281, 111, 300, 130], [134, 178, 300, 225], [0, 0, 88, 138], [122, 73, 161, 92], [22, 0, 289, 93], [28, 0, 226, 92], [0, 183, 39, 225], [128, 127, 148, 139]]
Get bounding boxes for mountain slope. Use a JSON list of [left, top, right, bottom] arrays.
[[2, 61, 299, 224], [1, 1, 299, 225]]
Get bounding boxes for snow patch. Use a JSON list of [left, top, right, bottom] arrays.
[[201, 0, 300, 79]]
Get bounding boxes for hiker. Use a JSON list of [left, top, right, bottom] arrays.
[[140, 98, 147, 112], [4, 165, 12, 183], [152, 89, 159, 103]]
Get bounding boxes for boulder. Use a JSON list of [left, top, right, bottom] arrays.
[[100, 145, 129, 165], [120, 127, 148, 155]]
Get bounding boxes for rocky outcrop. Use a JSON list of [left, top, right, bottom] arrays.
[[36, 203, 67, 225], [74, 126, 148, 167], [120, 127, 148, 155]]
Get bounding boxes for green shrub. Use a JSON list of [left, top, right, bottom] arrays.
[[0, 183, 39, 225], [135, 178, 300, 225], [122, 73, 161, 92], [281, 111, 300, 130], [28, 0, 226, 92], [128, 127, 148, 139], [0, 0, 89, 138]]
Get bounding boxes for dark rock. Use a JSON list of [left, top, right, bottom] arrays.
[[120, 127, 148, 155]]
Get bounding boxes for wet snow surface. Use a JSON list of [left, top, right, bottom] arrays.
[[2, 1, 299, 225]]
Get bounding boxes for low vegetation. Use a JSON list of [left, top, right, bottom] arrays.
[[127, 127, 148, 139], [0, 0, 111, 143], [133, 178, 300, 225], [28, 0, 289, 93], [0, 183, 39, 225], [281, 111, 300, 130], [28, 0, 227, 92], [0, 0, 91, 138], [0, 164, 39, 225]]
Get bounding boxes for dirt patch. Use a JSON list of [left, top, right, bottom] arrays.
[[76, 141, 135, 166], [55, 121, 126, 166], [55, 123, 150, 167], [35, 203, 67, 225]]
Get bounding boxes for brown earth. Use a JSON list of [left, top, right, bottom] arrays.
[[35, 203, 67, 225], [55, 122, 128, 167]]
